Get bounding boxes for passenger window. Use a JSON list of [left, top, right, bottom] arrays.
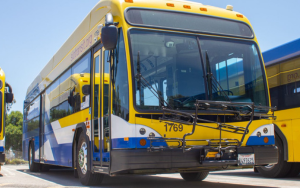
[[58, 69, 72, 118], [24, 97, 40, 132], [71, 52, 91, 113], [49, 80, 60, 122]]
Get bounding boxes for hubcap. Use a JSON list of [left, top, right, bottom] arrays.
[[264, 164, 275, 169], [78, 142, 88, 174]]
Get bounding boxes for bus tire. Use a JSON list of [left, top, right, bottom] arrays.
[[76, 131, 104, 185], [257, 136, 291, 178], [286, 163, 300, 177], [28, 142, 40, 172], [180, 171, 209, 181]]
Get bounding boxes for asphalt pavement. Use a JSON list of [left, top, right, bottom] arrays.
[[1, 164, 300, 188]]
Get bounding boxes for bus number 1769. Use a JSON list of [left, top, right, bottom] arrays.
[[164, 123, 183, 132]]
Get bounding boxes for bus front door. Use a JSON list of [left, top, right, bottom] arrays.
[[92, 46, 111, 169]]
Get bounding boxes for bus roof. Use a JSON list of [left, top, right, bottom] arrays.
[[263, 38, 300, 67], [26, 0, 252, 102]]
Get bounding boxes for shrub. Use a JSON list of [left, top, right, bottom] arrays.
[[5, 158, 28, 165]]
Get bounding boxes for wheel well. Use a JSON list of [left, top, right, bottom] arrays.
[[72, 127, 83, 168], [274, 124, 288, 161]]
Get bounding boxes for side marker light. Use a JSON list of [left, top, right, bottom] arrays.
[[264, 137, 269, 143], [236, 14, 244, 18], [166, 3, 174, 7], [125, 0, 133, 3], [183, 5, 191, 9], [200, 8, 207, 11]]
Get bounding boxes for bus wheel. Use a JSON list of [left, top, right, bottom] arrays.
[[76, 131, 104, 185], [286, 163, 300, 177], [180, 171, 209, 181], [257, 136, 291, 178], [28, 142, 40, 172]]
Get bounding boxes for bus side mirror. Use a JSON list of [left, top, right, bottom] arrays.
[[101, 13, 118, 50], [5, 93, 13, 103]]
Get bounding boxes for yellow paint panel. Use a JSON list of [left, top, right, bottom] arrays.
[[136, 116, 272, 147], [0, 68, 5, 141], [292, 119, 300, 162], [58, 108, 90, 128]]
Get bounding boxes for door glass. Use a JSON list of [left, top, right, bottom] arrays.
[[102, 50, 110, 164], [93, 50, 101, 154]]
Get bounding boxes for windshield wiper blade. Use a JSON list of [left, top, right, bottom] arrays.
[[135, 51, 170, 108], [205, 51, 231, 102]]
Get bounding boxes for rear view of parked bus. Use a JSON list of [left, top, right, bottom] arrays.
[[0, 67, 14, 171], [23, 0, 278, 185], [257, 39, 300, 178]]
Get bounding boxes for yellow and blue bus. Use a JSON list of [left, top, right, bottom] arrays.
[[0, 67, 14, 170], [257, 38, 300, 178], [23, 0, 278, 185]]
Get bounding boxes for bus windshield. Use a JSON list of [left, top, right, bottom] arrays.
[[130, 30, 268, 111]]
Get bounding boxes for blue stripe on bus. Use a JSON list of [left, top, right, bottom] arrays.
[[111, 137, 167, 149], [246, 136, 275, 146]]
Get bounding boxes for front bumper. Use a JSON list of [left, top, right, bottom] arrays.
[[110, 145, 278, 174]]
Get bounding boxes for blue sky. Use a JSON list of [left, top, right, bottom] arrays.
[[1, 0, 300, 113]]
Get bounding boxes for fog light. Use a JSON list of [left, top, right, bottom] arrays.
[[257, 131, 261, 137], [139, 128, 146, 135], [149, 132, 155, 138], [140, 139, 146, 146], [264, 137, 269, 143]]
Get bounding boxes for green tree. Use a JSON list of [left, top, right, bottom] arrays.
[[5, 111, 23, 151]]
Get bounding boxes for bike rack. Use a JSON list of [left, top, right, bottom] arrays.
[[147, 100, 276, 153]]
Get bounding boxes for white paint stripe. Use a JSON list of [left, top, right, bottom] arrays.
[[44, 139, 55, 161], [52, 124, 76, 144], [51, 120, 61, 130], [111, 114, 162, 139], [250, 124, 274, 136]]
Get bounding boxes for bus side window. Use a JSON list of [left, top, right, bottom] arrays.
[[71, 52, 91, 113], [58, 69, 72, 119]]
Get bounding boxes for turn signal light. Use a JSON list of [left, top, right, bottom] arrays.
[[140, 139, 146, 146], [281, 124, 287, 127], [166, 3, 174, 7], [200, 7, 207, 11], [125, 0, 133, 3], [124, 137, 129, 141], [264, 137, 269, 143]]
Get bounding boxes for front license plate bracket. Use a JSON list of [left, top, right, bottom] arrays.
[[238, 153, 255, 166]]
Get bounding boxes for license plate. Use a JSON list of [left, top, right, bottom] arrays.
[[238, 154, 255, 166]]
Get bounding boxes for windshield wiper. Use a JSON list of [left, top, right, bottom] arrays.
[[135, 51, 170, 108], [205, 51, 231, 102]]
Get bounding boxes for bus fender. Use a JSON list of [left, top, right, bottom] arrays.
[[274, 124, 288, 161], [72, 123, 87, 168]]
